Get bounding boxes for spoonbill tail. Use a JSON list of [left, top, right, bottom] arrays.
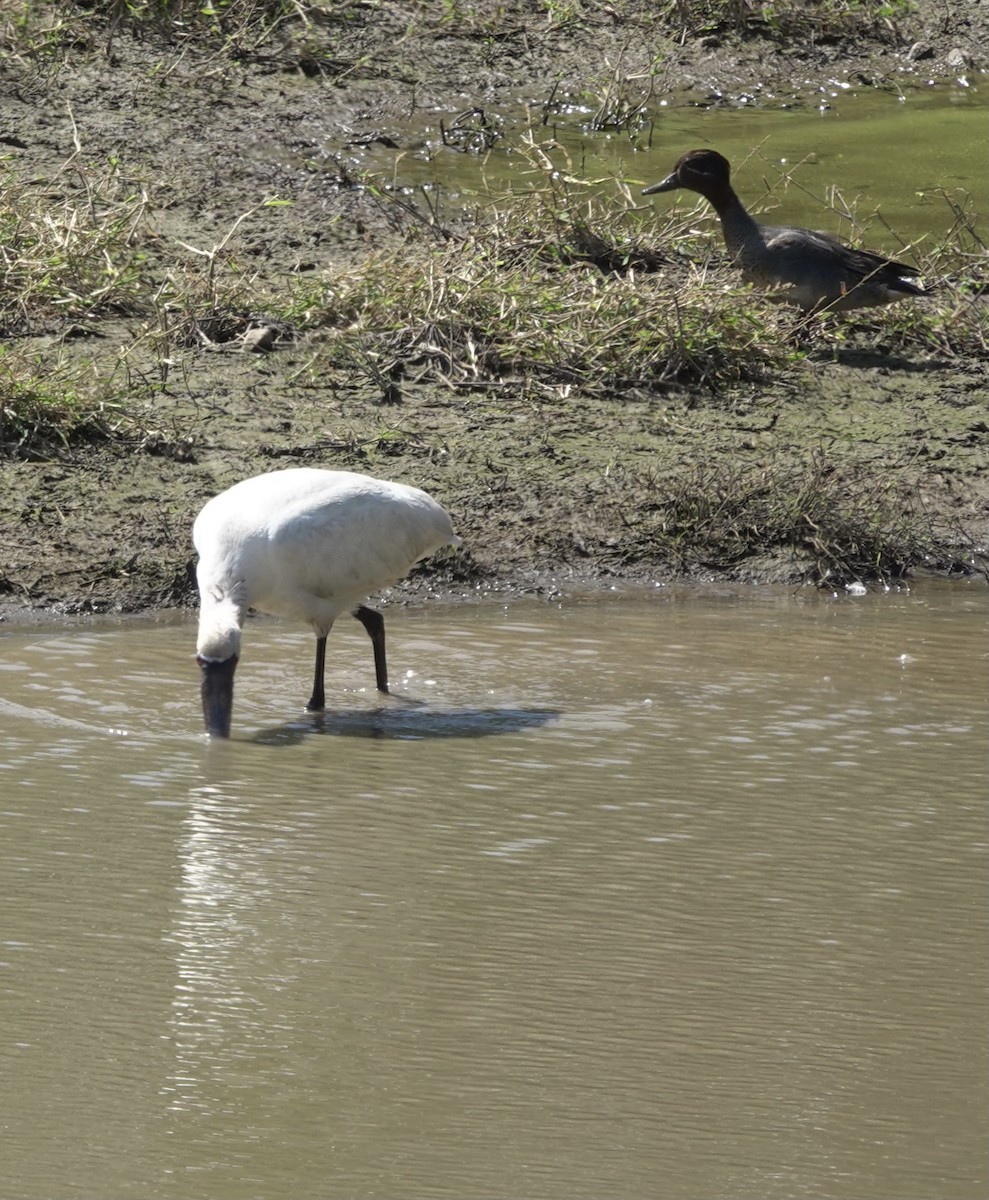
[[193, 468, 461, 737]]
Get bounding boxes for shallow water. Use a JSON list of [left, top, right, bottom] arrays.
[[358, 81, 986, 252], [1, 582, 986, 1200]]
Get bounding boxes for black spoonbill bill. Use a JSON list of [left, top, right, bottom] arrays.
[[193, 468, 461, 737]]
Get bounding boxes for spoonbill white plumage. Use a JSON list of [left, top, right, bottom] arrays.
[[193, 468, 461, 737]]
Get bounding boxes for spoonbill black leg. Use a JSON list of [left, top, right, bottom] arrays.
[[307, 633, 328, 711], [353, 604, 389, 693]]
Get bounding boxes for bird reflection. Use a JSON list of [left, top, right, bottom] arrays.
[[248, 705, 560, 745], [162, 785, 273, 1117]]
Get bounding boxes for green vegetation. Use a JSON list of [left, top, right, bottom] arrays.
[[1, 0, 312, 57], [0, 154, 152, 332], [0, 349, 122, 457]]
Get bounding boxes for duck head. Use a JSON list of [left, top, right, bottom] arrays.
[[642, 149, 733, 200]]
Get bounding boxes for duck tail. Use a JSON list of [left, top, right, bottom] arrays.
[[893, 276, 929, 298]]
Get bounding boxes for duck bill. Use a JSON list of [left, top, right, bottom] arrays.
[[198, 655, 238, 738], [642, 171, 680, 195]]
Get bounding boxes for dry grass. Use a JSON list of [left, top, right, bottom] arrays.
[[0, 346, 124, 457], [0, 152, 153, 334], [661, 0, 918, 41], [2, 136, 986, 443], [610, 450, 951, 585], [287, 187, 795, 398]]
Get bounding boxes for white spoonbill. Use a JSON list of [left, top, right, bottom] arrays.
[[193, 468, 461, 737]]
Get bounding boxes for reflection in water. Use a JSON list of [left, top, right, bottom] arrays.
[[252, 704, 560, 744], [0, 586, 986, 1200], [164, 785, 263, 1118]]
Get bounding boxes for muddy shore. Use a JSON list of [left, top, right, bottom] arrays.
[[1, 1, 987, 622]]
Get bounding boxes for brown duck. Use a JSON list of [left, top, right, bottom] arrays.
[[642, 149, 927, 314]]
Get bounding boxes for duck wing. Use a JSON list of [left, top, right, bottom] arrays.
[[761, 227, 920, 285]]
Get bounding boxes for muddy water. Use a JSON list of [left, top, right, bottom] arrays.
[[361, 83, 986, 250], [1, 584, 986, 1200]]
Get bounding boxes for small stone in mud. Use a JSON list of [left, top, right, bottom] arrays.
[[242, 324, 277, 352]]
